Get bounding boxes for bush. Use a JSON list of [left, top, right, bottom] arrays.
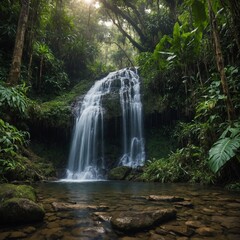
[[141, 145, 215, 184], [0, 119, 29, 180]]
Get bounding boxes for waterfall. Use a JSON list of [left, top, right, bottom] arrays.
[[66, 68, 145, 180]]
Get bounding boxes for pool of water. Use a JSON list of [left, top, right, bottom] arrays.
[[0, 181, 240, 239]]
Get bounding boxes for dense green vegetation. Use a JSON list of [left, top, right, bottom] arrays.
[[0, 0, 239, 186]]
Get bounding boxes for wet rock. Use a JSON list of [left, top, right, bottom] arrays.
[[47, 215, 59, 222], [52, 201, 107, 211], [161, 224, 194, 237], [226, 203, 240, 208], [119, 237, 140, 240], [93, 212, 112, 221], [174, 201, 194, 208], [108, 166, 132, 180], [227, 234, 240, 240], [196, 227, 216, 236], [71, 226, 105, 237], [0, 198, 45, 224], [23, 226, 36, 234], [148, 195, 185, 202], [185, 220, 205, 228], [9, 231, 27, 239], [58, 219, 80, 227], [149, 232, 167, 240], [40, 227, 63, 240], [47, 221, 60, 228], [212, 216, 240, 229], [202, 208, 215, 214], [0, 232, 10, 240], [111, 209, 177, 233]]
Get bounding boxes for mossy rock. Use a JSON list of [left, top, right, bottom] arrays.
[[0, 198, 45, 224], [108, 166, 132, 180], [0, 184, 45, 225], [0, 184, 36, 203]]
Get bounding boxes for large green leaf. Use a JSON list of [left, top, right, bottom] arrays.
[[209, 136, 240, 173]]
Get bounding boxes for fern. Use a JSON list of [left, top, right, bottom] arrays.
[[209, 123, 240, 173]]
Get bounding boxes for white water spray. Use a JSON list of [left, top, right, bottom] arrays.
[[66, 68, 145, 180]]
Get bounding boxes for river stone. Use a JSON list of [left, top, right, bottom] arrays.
[[185, 220, 205, 228], [0, 232, 10, 240], [148, 195, 185, 202], [52, 201, 107, 211], [211, 216, 240, 229], [22, 226, 36, 234], [111, 209, 177, 233], [40, 227, 63, 240], [9, 231, 27, 238], [160, 224, 194, 237], [174, 201, 193, 208], [93, 212, 112, 221], [196, 227, 216, 236], [0, 198, 45, 224]]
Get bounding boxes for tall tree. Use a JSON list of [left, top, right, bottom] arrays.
[[8, 0, 30, 86], [99, 0, 173, 52], [207, 0, 235, 121]]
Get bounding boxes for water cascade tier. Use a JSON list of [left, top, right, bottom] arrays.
[[66, 68, 145, 180]]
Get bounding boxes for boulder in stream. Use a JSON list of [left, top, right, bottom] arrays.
[[0, 184, 45, 225], [111, 209, 177, 233]]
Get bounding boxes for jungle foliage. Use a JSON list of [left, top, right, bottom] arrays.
[[0, 0, 239, 184]]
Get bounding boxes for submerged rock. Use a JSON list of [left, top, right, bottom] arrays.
[[108, 166, 132, 180], [52, 202, 108, 211], [111, 209, 177, 233], [148, 195, 184, 202]]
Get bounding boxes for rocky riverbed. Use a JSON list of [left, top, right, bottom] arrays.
[[0, 181, 239, 239]]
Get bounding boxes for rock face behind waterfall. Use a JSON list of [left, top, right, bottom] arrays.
[[65, 68, 145, 181]]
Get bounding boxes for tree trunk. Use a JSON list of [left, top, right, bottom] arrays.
[[207, 0, 235, 121], [8, 0, 30, 86], [27, 0, 41, 84]]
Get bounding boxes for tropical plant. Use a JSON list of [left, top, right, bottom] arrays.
[[209, 122, 240, 173], [0, 119, 28, 178], [142, 144, 214, 183], [0, 83, 30, 116]]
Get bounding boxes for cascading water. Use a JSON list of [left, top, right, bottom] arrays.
[[66, 68, 145, 180]]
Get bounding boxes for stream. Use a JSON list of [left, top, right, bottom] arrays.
[[0, 181, 240, 239]]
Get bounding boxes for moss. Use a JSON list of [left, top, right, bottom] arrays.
[[0, 184, 36, 203], [29, 79, 93, 130], [108, 166, 132, 180]]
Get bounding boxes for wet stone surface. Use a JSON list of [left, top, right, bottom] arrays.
[[0, 181, 240, 239]]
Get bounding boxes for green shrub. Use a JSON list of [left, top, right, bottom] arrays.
[[141, 145, 215, 184], [0, 119, 29, 179]]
